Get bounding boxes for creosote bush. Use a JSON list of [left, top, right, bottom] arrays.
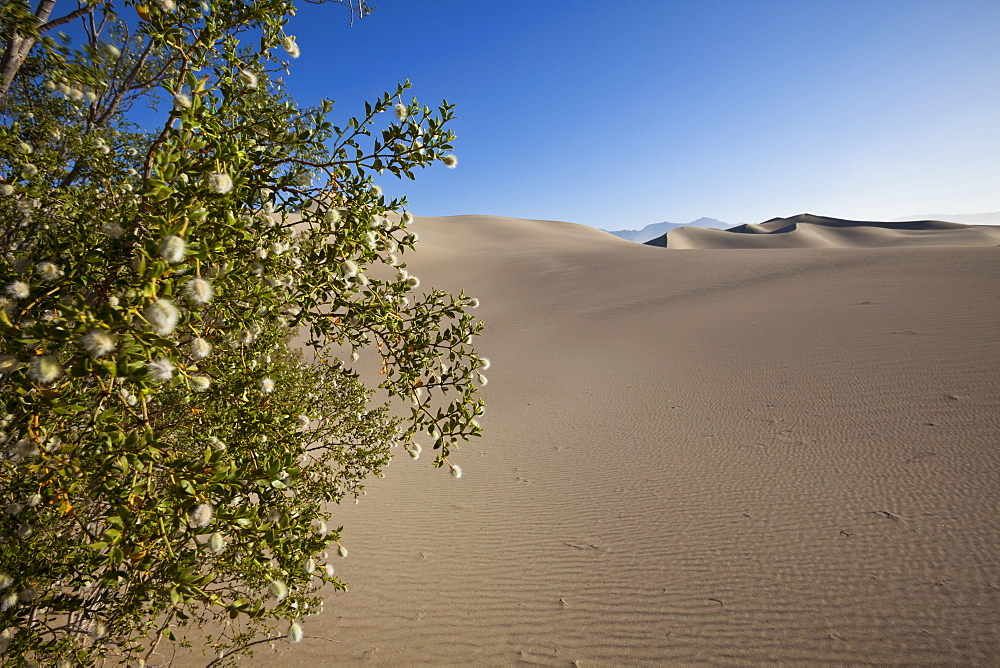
[[0, 0, 485, 663]]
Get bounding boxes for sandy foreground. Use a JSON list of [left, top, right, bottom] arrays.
[[208, 215, 998, 665]]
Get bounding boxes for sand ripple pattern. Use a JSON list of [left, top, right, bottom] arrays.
[[236, 217, 1000, 666]]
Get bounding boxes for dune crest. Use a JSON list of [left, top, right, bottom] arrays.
[[648, 213, 1000, 249]]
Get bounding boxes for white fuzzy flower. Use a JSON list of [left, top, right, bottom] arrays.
[[405, 276, 420, 289], [189, 337, 212, 359], [88, 621, 107, 640], [184, 277, 213, 305], [406, 442, 421, 460], [23, 163, 38, 175], [288, 622, 303, 643], [16, 142, 32, 155], [101, 222, 124, 238], [208, 172, 233, 194], [159, 235, 186, 263], [28, 356, 61, 384], [268, 580, 288, 602], [236, 329, 254, 345], [311, 519, 328, 537], [151, 0, 176, 11], [0, 574, 11, 590], [282, 35, 300, 59], [450, 465, 462, 479], [441, 154, 458, 168], [26, 493, 41, 508], [324, 208, 341, 225], [190, 503, 213, 528], [479, 357, 491, 371], [42, 435, 61, 453], [147, 357, 175, 383], [5, 503, 21, 516], [174, 92, 192, 108], [145, 299, 179, 335], [190, 375, 211, 392], [337, 545, 348, 558], [0, 592, 17, 612], [477, 373, 488, 386], [85, 90, 98, 103], [209, 531, 226, 553], [468, 298, 480, 309], [297, 414, 311, 430], [394, 103, 407, 121], [0, 184, 14, 196], [5, 282, 28, 300], [0, 356, 19, 375], [103, 43, 121, 58], [15, 525, 31, 539], [258, 377, 275, 393], [80, 329, 116, 358], [340, 260, 358, 279], [238, 70, 258, 88], [323, 564, 335, 577]]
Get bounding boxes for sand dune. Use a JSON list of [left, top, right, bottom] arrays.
[[649, 213, 1000, 249], [223, 214, 999, 666]]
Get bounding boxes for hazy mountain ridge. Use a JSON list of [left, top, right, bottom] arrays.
[[603, 217, 733, 243]]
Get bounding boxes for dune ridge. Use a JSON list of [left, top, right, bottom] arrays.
[[647, 213, 1000, 249], [214, 214, 1000, 666]]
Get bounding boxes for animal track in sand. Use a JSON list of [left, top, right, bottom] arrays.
[[563, 541, 605, 552]]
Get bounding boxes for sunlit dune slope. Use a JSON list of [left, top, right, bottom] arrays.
[[229, 214, 1000, 666]]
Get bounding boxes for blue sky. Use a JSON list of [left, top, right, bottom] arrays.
[[283, 0, 999, 229]]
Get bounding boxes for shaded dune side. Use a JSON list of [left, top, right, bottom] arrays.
[[649, 213, 1000, 249], [223, 216, 1000, 666]]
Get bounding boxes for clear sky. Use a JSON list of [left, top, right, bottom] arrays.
[[281, 0, 1000, 230]]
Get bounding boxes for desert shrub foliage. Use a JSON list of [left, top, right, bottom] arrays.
[[0, 0, 484, 663]]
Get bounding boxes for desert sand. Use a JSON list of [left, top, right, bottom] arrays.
[[241, 214, 999, 665]]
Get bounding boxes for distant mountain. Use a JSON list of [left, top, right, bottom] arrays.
[[893, 212, 1000, 226], [603, 217, 732, 243]]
